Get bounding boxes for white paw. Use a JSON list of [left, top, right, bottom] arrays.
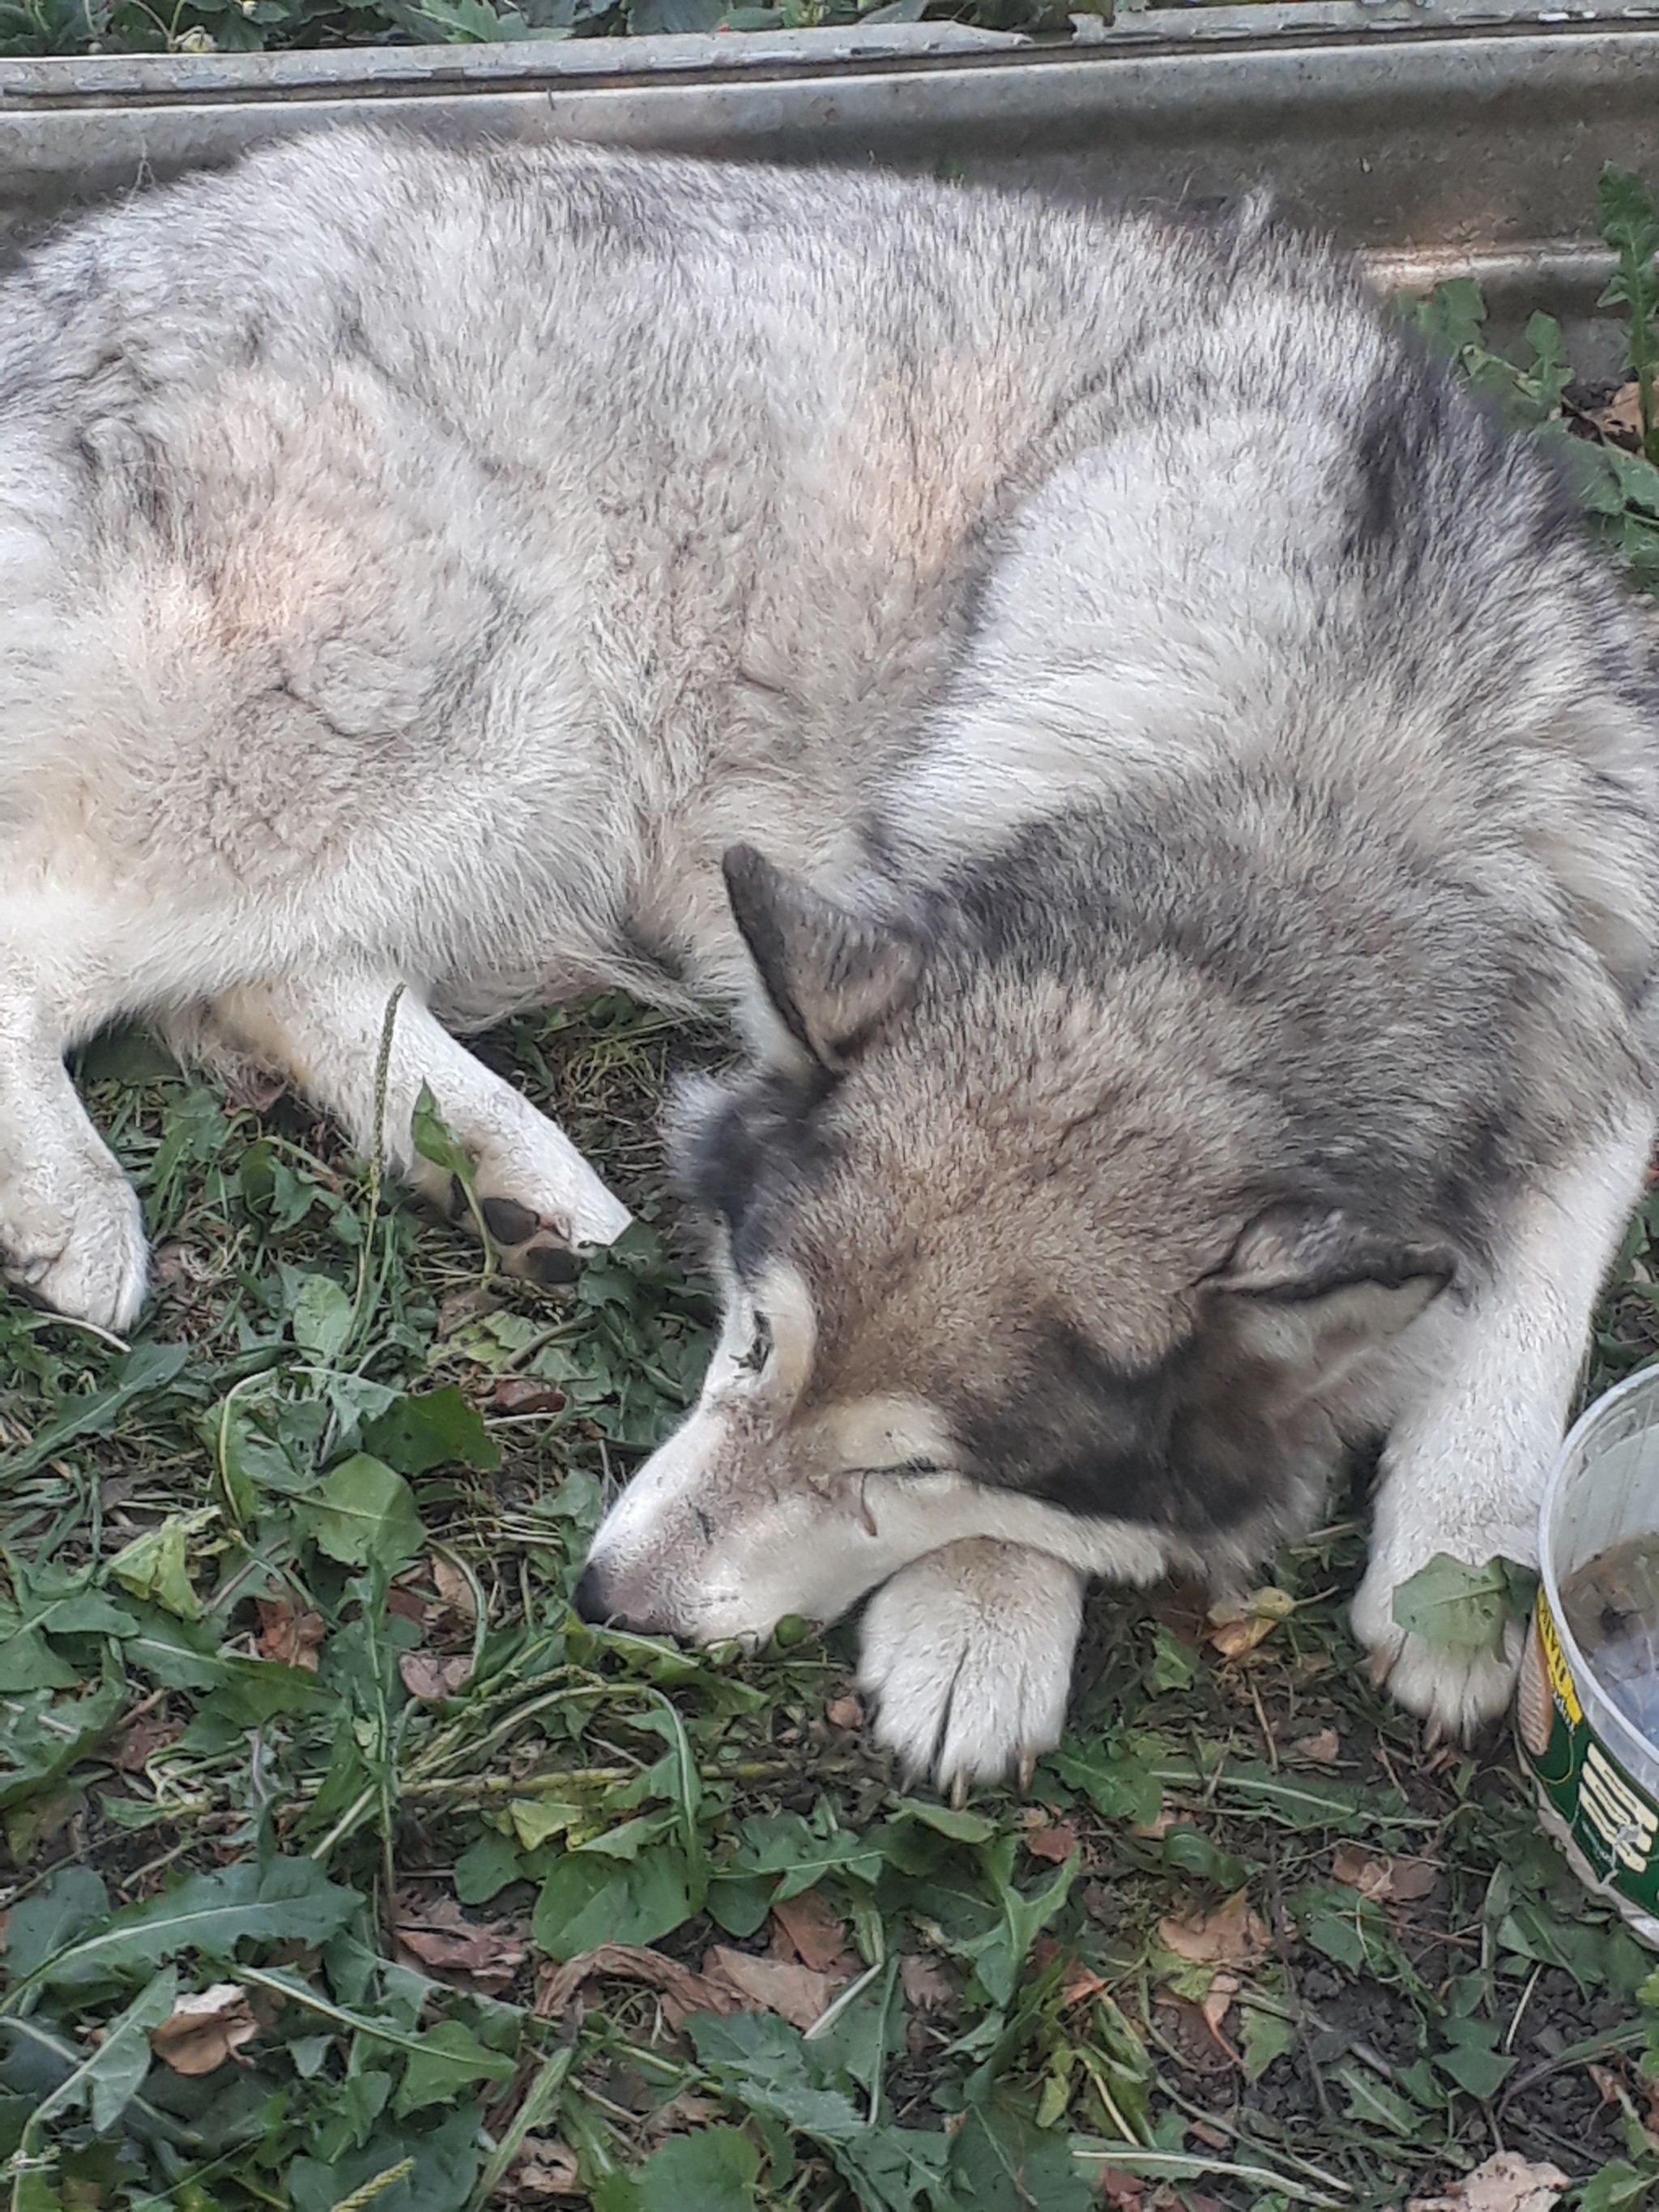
[[2, 1168, 148, 1333], [858, 1540, 1085, 1795], [412, 1091, 632, 1283], [1352, 1557, 1525, 1742]]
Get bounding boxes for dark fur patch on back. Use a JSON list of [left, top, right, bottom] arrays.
[[1342, 332, 1580, 576]]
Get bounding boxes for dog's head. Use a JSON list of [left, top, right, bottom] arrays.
[[574, 842, 1455, 1642]]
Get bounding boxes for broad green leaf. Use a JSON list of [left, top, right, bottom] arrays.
[[629, 2125, 761, 2212], [735, 1811, 884, 1899], [1599, 167, 1659, 281], [1160, 1827, 1250, 1891], [1239, 2001, 1297, 2083], [893, 1800, 997, 1846], [454, 1833, 524, 1906], [705, 1872, 775, 1939], [289, 1272, 356, 1362], [299, 1454, 425, 1569], [0, 1655, 126, 1813], [532, 1843, 693, 1962], [288, 2099, 483, 2212], [962, 1844, 1076, 2009], [1153, 1756, 1389, 1832], [19, 1857, 360, 1993], [1336, 2063, 1421, 2136], [1579, 2160, 1654, 2212], [1047, 1742, 1162, 1827], [411, 1083, 475, 1185], [1434, 2017, 1515, 2099], [687, 2013, 864, 2141], [576, 1813, 675, 1861], [15, 1583, 139, 1641], [108, 1517, 202, 1620], [122, 1607, 236, 1693], [946, 2095, 1093, 2212], [363, 1386, 501, 1475], [394, 2020, 518, 2116], [29, 1967, 177, 2137], [0, 1864, 109, 1984], [1391, 1553, 1525, 1655], [509, 1799, 584, 1852], [0, 1626, 80, 1692], [1149, 1625, 1196, 1693]]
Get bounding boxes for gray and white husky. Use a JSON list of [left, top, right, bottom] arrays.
[[3, 128, 1654, 1788]]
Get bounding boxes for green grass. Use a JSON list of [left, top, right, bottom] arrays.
[[14, 176, 1659, 2212]]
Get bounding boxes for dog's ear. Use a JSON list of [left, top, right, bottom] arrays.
[[722, 844, 923, 1070], [1201, 1204, 1455, 1397]]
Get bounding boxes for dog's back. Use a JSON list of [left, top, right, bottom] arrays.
[[14, 131, 1630, 1021], [0, 133, 1158, 1015]]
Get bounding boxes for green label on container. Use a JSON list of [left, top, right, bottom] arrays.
[[1520, 1589, 1659, 1912]]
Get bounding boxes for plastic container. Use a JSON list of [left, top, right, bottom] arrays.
[[1519, 1364, 1659, 1948]]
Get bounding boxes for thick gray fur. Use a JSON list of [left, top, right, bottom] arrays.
[[2, 130, 1654, 1783]]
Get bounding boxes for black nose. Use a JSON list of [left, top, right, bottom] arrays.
[[572, 1565, 611, 1625]]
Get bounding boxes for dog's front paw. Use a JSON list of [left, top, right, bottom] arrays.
[[1352, 1558, 1525, 1743], [2, 1164, 148, 1334], [857, 1539, 1085, 1798]]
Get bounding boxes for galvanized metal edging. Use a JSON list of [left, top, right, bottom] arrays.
[[2, 1, 1655, 366]]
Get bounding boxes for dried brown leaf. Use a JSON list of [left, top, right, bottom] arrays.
[[398, 1651, 474, 1702], [771, 1890, 848, 1975], [1157, 1889, 1269, 1968], [1060, 1962, 1107, 2008], [1590, 380, 1645, 445], [1331, 1842, 1438, 1903], [115, 1718, 182, 1772], [1200, 1968, 1240, 2040], [1589, 2062, 1623, 2107], [493, 1377, 566, 1416], [508, 2138, 582, 2199], [151, 1983, 258, 2077], [825, 1693, 864, 1732], [1128, 1809, 1175, 1841], [702, 1945, 846, 2032], [1406, 2150, 1571, 2212], [255, 1596, 323, 1672], [437, 1283, 498, 1337], [1097, 2168, 1145, 2211], [535, 1942, 737, 2023], [1022, 1816, 1079, 1864], [1205, 1586, 1296, 1659], [431, 1558, 479, 1621], [1286, 1727, 1341, 1765], [396, 1901, 525, 1993]]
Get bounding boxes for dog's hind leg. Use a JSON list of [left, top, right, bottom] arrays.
[[0, 909, 150, 1333], [1352, 1100, 1657, 1741], [199, 971, 633, 1282], [857, 1539, 1087, 1796]]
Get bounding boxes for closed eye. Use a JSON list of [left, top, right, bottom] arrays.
[[868, 1458, 947, 1478]]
